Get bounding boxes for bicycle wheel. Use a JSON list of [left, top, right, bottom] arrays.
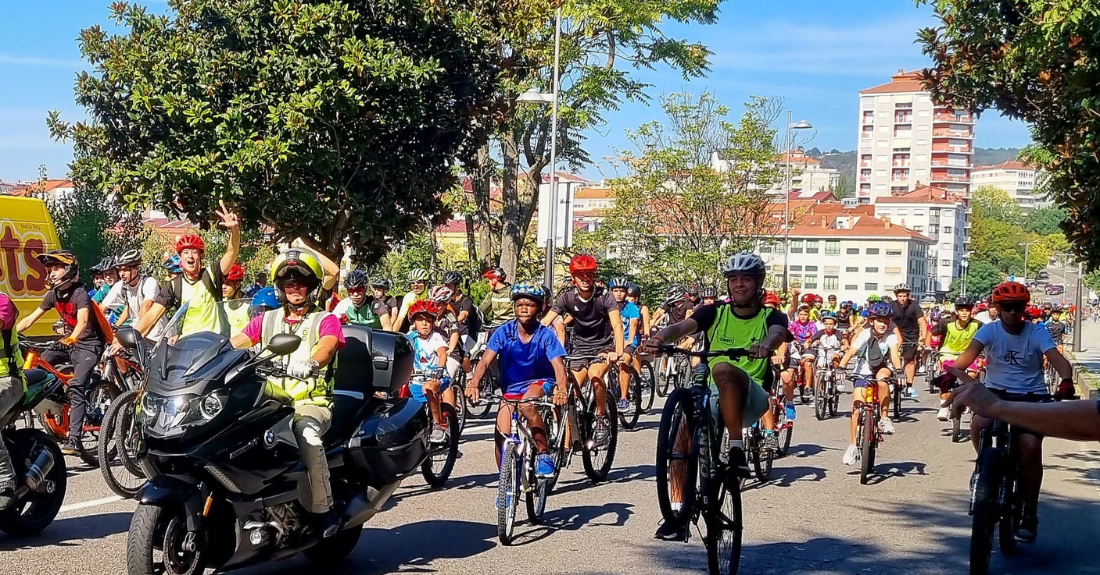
[[814, 372, 827, 421], [639, 360, 656, 413], [525, 470, 548, 525], [997, 461, 1019, 556], [952, 415, 962, 443], [467, 365, 495, 419], [582, 392, 618, 482], [98, 389, 146, 498], [859, 409, 875, 485], [451, 372, 468, 436], [496, 443, 521, 545], [970, 447, 1000, 575], [77, 380, 121, 467], [752, 428, 773, 482], [892, 382, 902, 420], [705, 465, 743, 575], [655, 388, 696, 524], [776, 420, 792, 458], [421, 404, 460, 487], [618, 367, 642, 431], [656, 357, 671, 397], [928, 359, 939, 394]]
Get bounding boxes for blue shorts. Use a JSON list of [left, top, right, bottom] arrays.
[[503, 379, 554, 401], [409, 376, 451, 404]]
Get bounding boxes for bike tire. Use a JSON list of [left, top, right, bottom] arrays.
[[639, 360, 656, 413], [421, 404, 460, 487], [952, 415, 962, 444], [0, 429, 67, 537], [997, 460, 1019, 556], [814, 372, 827, 421], [705, 465, 743, 575], [466, 366, 495, 419], [752, 429, 773, 482], [777, 421, 792, 458], [582, 393, 618, 482], [98, 389, 146, 498], [451, 372, 468, 436], [77, 380, 122, 467], [892, 382, 902, 421], [618, 367, 642, 431], [859, 409, 875, 485], [970, 447, 1000, 575], [656, 356, 671, 397], [829, 373, 841, 417], [496, 443, 521, 545], [525, 471, 549, 525], [655, 388, 696, 524]]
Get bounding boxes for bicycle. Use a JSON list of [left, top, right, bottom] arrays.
[[399, 374, 460, 488], [636, 353, 657, 414], [812, 346, 843, 421], [926, 350, 942, 394], [496, 395, 566, 545], [657, 348, 689, 397], [969, 391, 1064, 575], [654, 344, 748, 575], [565, 355, 619, 482], [466, 331, 502, 418], [849, 374, 896, 485], [613, 356, 645, 431]]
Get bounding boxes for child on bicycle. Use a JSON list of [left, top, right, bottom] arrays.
[[807, 312, 845, 391], [837, 302, 904, 466], [405, 300, 453, 444], [466, 282, 568, 478], [929, 297, 981, 421]]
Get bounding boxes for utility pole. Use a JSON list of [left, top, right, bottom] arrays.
[[1073, 260, 1085, 352]]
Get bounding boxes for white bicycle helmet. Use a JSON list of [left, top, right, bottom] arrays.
[[429, 285, 454, 303], [408, 268, 430, 282], [721, 252, 766, 278]]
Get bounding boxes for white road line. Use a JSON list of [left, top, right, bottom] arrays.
[[59, 495, 124, 514]]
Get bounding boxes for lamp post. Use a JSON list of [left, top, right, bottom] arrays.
[[1018, 240, 1038, 284], [960, 258, 969, 298], [782, 111, 814, 292], [516, 6, 563, 289]]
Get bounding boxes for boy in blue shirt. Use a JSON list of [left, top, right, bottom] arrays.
[[609, 278, 640, 412], [466, 282, 568, 477]]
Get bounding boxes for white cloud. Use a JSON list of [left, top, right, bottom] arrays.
[[0, 54, 82, 68]]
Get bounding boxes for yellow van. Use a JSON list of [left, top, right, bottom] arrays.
[[0, 196, 61, 337]]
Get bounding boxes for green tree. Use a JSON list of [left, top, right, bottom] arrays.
[[49, 0, 503, 265], [48, 185, 147, 284], [830, 172, 855, 201], [596, 92, 782, 287], [1024, 206, 1067, 236], [948, 258, 1002, 299], [970, 185, 1023, 226], [916, 1, 1100, 268]]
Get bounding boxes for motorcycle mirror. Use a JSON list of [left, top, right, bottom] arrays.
[[116, 326, 140, 349], [266, 334, 302, 356]]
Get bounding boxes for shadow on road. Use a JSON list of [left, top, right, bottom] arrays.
[[861, 460, 928, 485], [745, 464, 828, 489], [0, 512, 131, 551], [552, 463, 655, 497], [509, 501, 635, 547]]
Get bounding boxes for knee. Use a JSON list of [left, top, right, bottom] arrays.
[[712, 363, 748, 388]]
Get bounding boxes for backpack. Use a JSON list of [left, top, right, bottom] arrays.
[[467, 303, 484, 336], [857, 333, 887, 369]]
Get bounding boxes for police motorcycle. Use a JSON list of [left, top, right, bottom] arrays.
[[118, 301, 426, 574]]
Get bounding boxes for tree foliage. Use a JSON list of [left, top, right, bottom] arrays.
[[48, 185, 147, 284], [1024, 205, 1067, 236], [948, 258, 1001, 299], [595, 92, 782, 287], [916, 0, 1100, 268], [49, 0, 503, 265], [970, 185, 1023, 226]]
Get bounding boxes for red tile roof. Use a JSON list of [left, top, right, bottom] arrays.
[[860, 70, 927, 95], [873, 184, 962, 205], [778, 149, 821, 165], [8, 179, 73, 197], [574, 186, 614, 199], [787, 213, 932, 241]]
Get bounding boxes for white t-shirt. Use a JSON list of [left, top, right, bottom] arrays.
[[849, 328, 898, 377], [102, 276, 167, 340], [974, 321, 1055, 394], [406, 330, 449, 375]]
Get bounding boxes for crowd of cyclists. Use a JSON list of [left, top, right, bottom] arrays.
[[0, 203, 1092, 573]]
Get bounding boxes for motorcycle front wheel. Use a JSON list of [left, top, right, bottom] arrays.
[[0, 428, 67, 537], [126, 504, 208, 575]]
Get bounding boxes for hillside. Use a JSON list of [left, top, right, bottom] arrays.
[[812, 147, 1024, 176]]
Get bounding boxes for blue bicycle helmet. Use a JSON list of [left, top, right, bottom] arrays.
[[510, 281, 545, 302], [162, 254, 182, 274], [868, 302, 893, 318], [820, 310, 838, 321], [608, 277, 630, 289], [249, 287, 280, 317]]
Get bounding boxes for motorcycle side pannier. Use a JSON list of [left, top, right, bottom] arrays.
[[346, 397, 429, 487], [335, 326, 414, 395]]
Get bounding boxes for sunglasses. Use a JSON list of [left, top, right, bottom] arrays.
[[347, 288, 366, 295], [999, 302, 1026, 313]]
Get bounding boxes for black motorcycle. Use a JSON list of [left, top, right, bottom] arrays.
[[0, 367, 68, 537], [116, 317, 427, 575]]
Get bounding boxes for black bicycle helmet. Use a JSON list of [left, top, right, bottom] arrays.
[[441, 270, 463, 286], [626, 285, 642, 298], [115, 248, 142, 267], [345, 269, 369, 289], [370, 277, 391, 290], [954, 296, 975, 308]]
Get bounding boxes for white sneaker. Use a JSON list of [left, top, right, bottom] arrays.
[[879, 417, 896, 435], [937, 406, 950, 421], [842, 444, 858, 465]]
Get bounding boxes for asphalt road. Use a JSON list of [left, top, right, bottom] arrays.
[[3, 375, 1099, 575]]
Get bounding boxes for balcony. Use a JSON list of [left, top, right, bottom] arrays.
[[933, 127, 974, 138], [932, 174, 970, 183], [931, 159, 972, 168], [933, 112, 974, 124], [892, 161, 911, 167], [894, 114, 912, 124], [932, 143, 973, 154]]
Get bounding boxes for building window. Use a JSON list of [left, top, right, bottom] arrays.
[[759, 244, 772, 253], [944, 226, 952, 234], [846, 266, 859, 273], [790, 274, 802, 287], [773, 242, 785, 254], [826, 240, 840, 254], [805, 265, 819, 272], [845, 284, 859, 291], [804, 276, 818, 289], [865, 267, 879, 273], [914, 225, 924, 232], [824, 276, 839, 290], [846, 247, 859, 255], [806, 240, 819, 254], [790, 265, 802, 271], [886, 267, 902, 274], [866, 248, 880, 255], [941, 259, 951, 266], [865, 283, 878, 291], [789, 240, 803, 254], [886, 249, 902, 256]]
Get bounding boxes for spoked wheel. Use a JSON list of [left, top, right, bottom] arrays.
[[0, 429, 67, 537], [928, 363, 939, 394], [892, 383, 903, 421], [496, 443, 521, 545], [617, 367, 642, 431], [829, 374, 841, 417], [751, 428, 773, 483], [421, 404, 460, 487], [466, 364, 495, 419], [126, 504, 208, 575], [776, 421, 793, 458], [814, 373, 828, 420], [77, 380, 122, 467], [705, 466, 743, 575], [99, 389, 147, 498], [656, 356, 671, 398], [525, 470, 549, 525], [450, 372, 469, 436], [655, 388, 696, 524], [952, 415, 962, 443], [969, 448, 999, 575], [859, 409, 876, 485], [639, 360, 656, 413], [581, 393, 618, 482], [998, 463, 1020, 556]]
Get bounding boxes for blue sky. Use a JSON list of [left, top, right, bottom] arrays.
[[0, 0, 1032, 183]]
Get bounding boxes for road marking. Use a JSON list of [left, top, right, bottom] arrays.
[[59, 495, 124, 514]]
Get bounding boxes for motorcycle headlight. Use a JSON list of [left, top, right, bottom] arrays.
[[199, 391, 226, 420]]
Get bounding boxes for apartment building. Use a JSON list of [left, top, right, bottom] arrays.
[[857, 70, 975, 203], [873, 185, 969, 294], [710, 148, 840, 198], [971, 160, 1050, 211]]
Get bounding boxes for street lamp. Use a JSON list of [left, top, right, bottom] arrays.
[[1018, 240, 1038, 284], [514, 7, 563, 289], [960, 258, 969, 298], [782, 112, 814, 292]]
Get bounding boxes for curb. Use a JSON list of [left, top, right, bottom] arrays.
[[1068, 350, 1099, 399]]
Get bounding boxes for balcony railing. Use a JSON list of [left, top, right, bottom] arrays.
[[931, 174, 969, 182], [933, 113, 974, 124], [932, 144, 973, 154], [933, 128, 974, 138]]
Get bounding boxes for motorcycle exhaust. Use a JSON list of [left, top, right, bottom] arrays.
[[343, 480, 401, 528], [24, 447, 56, 493]]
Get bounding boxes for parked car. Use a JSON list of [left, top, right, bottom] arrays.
[[1046, 283, 1065, 296], [1037, 271, 1050, 280]]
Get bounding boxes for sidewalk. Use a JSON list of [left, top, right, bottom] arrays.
[[1069, 321, 1100, 394]]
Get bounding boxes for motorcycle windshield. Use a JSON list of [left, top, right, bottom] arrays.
[[153, 299, 253, 388]]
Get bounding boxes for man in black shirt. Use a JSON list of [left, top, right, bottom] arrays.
[[369, 278, 399, 330], [889, 283, 927, 399], [1046, 308, 1067, 354], [541, 255, 624, 436]]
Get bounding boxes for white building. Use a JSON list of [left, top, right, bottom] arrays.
[[971, 160, 1050, 211], [754, 209, 934, 302], [858, 70, 975, 203], [709, 148, 840, 198], [873, 185, 969, 294]]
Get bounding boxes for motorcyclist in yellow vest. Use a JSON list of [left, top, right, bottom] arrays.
[[229, 249, 345, 537], [0, 291, 25, 510], [221, 263, 252, 333]]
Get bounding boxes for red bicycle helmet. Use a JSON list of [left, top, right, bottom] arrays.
[[408, 299, 440, 319], [1025, 305, 1042, 319], [176, 234, 205, 254], [569, 254, 598, 274], [800, 293, 815, 304], [482, 267, 506, 281], [763, 292, 781, 307], [991, 281, 1030, 304], [225, 263, 245, 282], [813, 294, 824, 303]]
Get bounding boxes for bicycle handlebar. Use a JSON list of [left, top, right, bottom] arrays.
[[654, 344, 752, 360]]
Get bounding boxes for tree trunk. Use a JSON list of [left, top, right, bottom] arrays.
[[464, 212, 478, 266], [472, 141, 494, 269], [429, 224, 440, 272], [499, 132, 524, 280]]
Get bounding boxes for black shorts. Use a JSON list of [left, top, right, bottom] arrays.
[[623, 344, 637, 356], [988, 388, 1052, 439], [567, 344, 615, 370], [898, 340, 919, 361]]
